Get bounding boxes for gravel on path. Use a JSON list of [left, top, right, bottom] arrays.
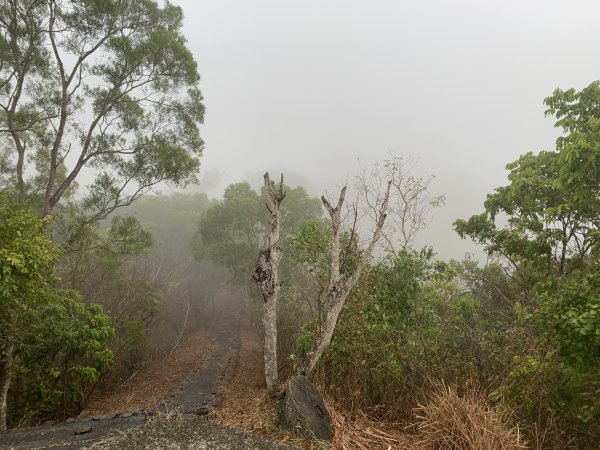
[[84, 416, 298, 450]]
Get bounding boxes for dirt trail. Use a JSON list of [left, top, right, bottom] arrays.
[[84, 286, 242, 416], [83, 315, 240, 417], [0, 287, 247, 449]]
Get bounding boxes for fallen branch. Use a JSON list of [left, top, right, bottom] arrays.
[[169, 292, 191, 356]]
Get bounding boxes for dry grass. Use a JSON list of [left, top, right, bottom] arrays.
[[324, 394, 417, 450], [413, 384, 527, 450]]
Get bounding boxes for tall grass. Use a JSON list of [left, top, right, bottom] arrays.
[[414, 384, 527, 450]]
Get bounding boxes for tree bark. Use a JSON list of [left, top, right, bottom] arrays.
[[262, 285, 278, 392], [253, 173, 286, 393], [300, 181, 391, 375], [300, 291, 346, 375], [0, 330, 15, 432]]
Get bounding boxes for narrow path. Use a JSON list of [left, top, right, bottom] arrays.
[[151, 314, 240, 415], [0, 288, 245, 449], [84, 288, 242, 417]]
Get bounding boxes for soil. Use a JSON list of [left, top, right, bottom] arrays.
[[82, 318, 240, 417], [83, 286, 243, 417]]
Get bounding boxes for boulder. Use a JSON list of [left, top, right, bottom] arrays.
[[275, 375, 332, 441]]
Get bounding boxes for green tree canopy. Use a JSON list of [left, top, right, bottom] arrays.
[[194, 181, 323, 285], [0, 0, 204, 218], [454, 81, 600, 279], [453, 83, 600, 440]]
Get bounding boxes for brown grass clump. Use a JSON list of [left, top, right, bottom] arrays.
[[324, 394, 417, 450], [414, 384, 527, 450]]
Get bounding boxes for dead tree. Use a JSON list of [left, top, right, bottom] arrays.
[[252, 173, 286, 393], [299, 181, 391, 375], [356, 156, 445, 252]]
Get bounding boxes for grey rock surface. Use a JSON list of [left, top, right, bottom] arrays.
[[84, 416, 298, 450], [276, 376, 332, 441], [73, 424, 93, 435], [0, 415, 146, 449]]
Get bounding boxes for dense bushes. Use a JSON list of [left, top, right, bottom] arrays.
[[0, 195, 114, 428], [312, 251, 514, 416], [301, 246, 599, 448], [9, 292, 113, 423]]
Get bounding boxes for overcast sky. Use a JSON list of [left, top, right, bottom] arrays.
[[173, 0, 600, 260]]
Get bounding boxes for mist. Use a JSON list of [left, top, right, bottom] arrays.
[[168, 0, 600, 260], [3, 1, 600, 439]]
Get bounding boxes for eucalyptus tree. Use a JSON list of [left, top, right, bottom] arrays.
[[0, 0, 204, 219]]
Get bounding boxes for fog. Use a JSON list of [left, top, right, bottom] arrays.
[[173, 0, 600, 260]]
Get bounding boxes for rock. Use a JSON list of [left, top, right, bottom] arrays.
[[196, 406, 209, 416], [120, 412, 135, 418], [43, 420, 55, 426], [73, 424, 93, 435], [276, 375, 332, 441], [65, 418, 76, 424], [100, 413, 118, 420]]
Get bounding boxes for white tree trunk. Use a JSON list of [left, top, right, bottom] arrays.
[[262, 290, 278, 392], [253, 173, 286, 393], [300, 182, 391, 375], [300, 292, 346, 375]]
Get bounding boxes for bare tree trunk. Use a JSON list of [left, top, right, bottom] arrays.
[[300, 293, 346, 375], [0, 331, 15, 432], [300, 181, 391, 375], [262, 284, 277, 391], [253, 173, 286, 393]]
